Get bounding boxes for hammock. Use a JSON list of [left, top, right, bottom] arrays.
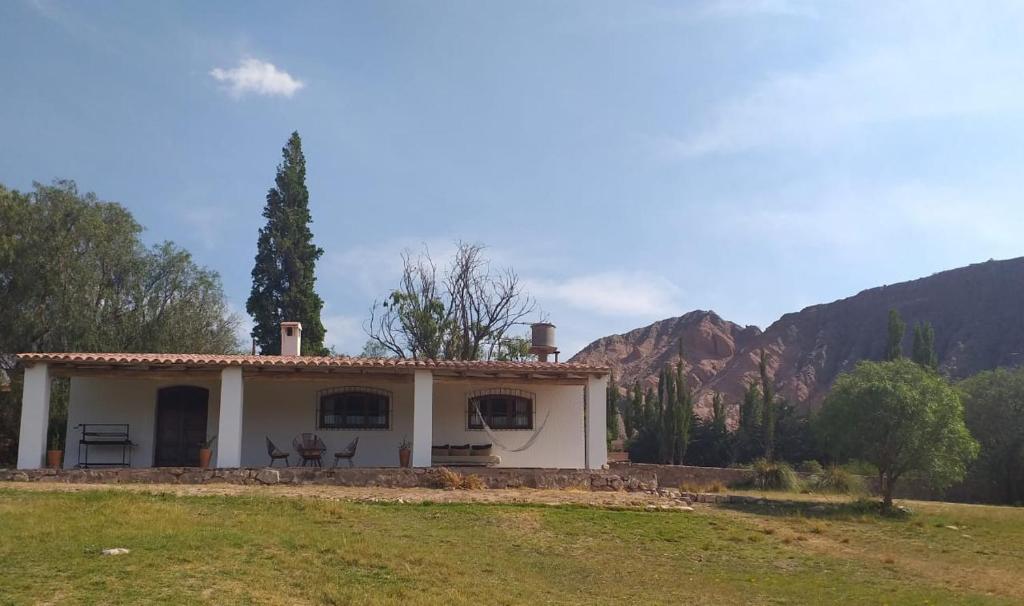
[[471, 400, 552, 452]]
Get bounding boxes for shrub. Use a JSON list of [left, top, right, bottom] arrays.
[[435, 467, 463, 490], [462, 474, 486, 490], [751, 458, 802, 491], [814, 466, 865, 495], [797, 460, 824, 475], [679, 481, 726, 494], [433, 467, 486, 490]]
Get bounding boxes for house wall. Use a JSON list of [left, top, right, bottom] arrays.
[[432, 381, 586, 468], [65, 376, 222, 468], [240, 376, 416, 468], [66, 374, 596, 469]]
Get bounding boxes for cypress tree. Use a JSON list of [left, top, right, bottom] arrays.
[[247, 132, 328, 356], [885, 309, 905, 361]]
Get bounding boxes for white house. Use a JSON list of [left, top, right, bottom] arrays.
[[15, 323, 609, 471]]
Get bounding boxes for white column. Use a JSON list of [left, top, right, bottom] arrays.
[[17, 363, 51, 470], [584, 375, 609, 470], [412, 370, 433, 467], [217, 367, 244, 468]]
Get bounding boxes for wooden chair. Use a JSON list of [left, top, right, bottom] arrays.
[[333, 437, 359, 468], [293, 433, 327, 467], [266, 437, 290, 467]]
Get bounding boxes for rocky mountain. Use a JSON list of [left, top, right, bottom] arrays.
[[571, 257, 1024, 417]]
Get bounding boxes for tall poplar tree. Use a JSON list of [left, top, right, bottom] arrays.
[[886, 309, 905, 361], [606, 373, 620, 441], [247, 132, 328, 356], [760, 349, 777, 460], [912, 321, 938, 370]]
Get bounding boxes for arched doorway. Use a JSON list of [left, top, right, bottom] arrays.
[[154, 386, 209, 467]]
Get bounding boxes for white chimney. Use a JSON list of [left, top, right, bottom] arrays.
[[280, 322, 302, 356]]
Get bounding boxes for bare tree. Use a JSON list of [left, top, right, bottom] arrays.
[[365, 243, 535, 360]]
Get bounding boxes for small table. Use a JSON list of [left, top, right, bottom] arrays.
[[293, 434, 326, 467]]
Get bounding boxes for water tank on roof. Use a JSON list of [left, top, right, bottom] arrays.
[[529, 322, 559, 362]]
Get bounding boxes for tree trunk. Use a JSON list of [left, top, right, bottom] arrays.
[[881, 472, 895, 509]]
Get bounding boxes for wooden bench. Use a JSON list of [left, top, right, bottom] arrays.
[[431, 455, 501, 467]]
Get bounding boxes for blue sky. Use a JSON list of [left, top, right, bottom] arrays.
[[3, 1, 1024, 356]]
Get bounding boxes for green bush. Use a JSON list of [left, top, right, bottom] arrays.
[[841, 460, 878, 476], [751, 459, 802, 491], [814, 466, 866, 495], [797, 460, 824, 474]]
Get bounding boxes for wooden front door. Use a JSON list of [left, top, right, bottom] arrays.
[[154, 386, 209, 467]]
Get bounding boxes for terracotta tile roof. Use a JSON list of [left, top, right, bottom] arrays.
[[16, 352, 608, 375]]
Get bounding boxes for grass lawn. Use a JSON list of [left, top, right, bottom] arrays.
[[1, 487, 1021, 605]]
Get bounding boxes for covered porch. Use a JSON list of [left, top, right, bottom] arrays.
[[15, 353, 608, 471]]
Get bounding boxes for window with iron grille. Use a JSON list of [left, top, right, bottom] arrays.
[[467, 389, 534, 430], [317, 387, 391, 430]]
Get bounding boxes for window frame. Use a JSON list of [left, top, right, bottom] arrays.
[[316, 386, 393, 431], [466, 389, 535, 431]]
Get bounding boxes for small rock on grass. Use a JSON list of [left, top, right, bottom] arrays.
[[101, 548, 130, 556]]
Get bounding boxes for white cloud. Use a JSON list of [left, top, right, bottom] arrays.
[[526, 271, 681, 317], [209, 58, 304, 98], [668, 4, 1024, 157]]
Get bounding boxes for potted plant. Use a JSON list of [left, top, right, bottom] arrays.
[[198, 435, 217, 469], [46, 423, 65, 469], [398, 436, 412, 468]]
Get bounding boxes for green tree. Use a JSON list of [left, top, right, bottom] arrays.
[[911, 321, 938, 370], [606, 373, 621, 442], [689, 391, 732, 467], [367, 243, 534, 360], [626, 380, 643, 438], [817, 359, 978, 508], [673, 344, 694, 464], [0, 180, 239, 464], [247, 132, 328, 356], [494, 333, 534, 362], [736, 380, 762, 462], [957, 367, 1024, 504], [759, 349, 776, 460], [886, 309, 905, 361]]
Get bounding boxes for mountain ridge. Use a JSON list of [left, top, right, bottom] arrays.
[[570, 257, 1024, 416]]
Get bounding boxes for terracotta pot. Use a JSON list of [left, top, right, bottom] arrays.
[[399, 448, 411, 468], [46, 450, 62, 469], [198, 448, 213, 469]]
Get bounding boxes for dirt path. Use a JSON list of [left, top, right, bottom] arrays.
[[2, 481, 695, 509]]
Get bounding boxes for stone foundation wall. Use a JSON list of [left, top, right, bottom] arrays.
[[0, 466, 659, 492]]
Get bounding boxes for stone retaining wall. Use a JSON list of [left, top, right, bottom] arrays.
[[611, 463, 755, 489], [0, 466, 659, 492]]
